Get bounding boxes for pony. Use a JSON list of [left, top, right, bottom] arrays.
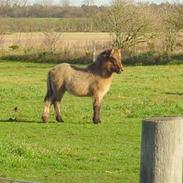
[[42, 48, 124, 124]]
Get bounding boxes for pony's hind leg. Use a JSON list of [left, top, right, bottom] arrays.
[[53, 88, 65, 123], [42, 96, 52, 123], [42, 71, 54, 123]]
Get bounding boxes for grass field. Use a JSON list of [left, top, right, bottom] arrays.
[[1, 32, 111, 61], [0, 18, 94, 33], [2, 32, 110, 49], [0, 60, 183, 183], [1, 32, 182, 63]]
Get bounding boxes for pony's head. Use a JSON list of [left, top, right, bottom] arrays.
[[97, 49, 124, 75]]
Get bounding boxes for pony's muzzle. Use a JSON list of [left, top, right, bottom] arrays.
[[116, 68, 124, 74], [116, 70, 122, 74]]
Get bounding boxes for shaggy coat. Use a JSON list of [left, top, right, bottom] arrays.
[[42, 48, 124, 123]]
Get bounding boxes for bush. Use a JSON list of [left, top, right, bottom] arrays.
[[9, 45, 19, 50], [1, 51, 93, 64], [1, 50, 182, 66], [123, 51, 172, 66]]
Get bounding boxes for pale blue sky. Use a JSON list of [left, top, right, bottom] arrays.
[[68, 0, 110, 6], [32, 0, 173, 6], [62, 0, 173, 6]]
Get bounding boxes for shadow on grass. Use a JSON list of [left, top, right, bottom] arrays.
[[165, 92, 183, 96], [0, 118, 41, 124], [0, 118, 92, 125]]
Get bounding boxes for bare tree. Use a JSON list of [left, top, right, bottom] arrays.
[[4, 0, 28, 6], [40, 0, 53, 6], [42, 31, 62, 52], [97, 0, 148, 50], [18, 0, 28, 6], [161, 1, 183, 53], [82, 0, 95, 6], [166, 2, 183, 31], [0, 32, 5, 48], [60, 0, 70, 7]]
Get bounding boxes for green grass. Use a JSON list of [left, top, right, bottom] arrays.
[[0, 61, 183, 183], [0, 17, 93, 32]]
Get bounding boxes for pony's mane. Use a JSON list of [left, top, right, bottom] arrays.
[[71, 49, 113, 76], [95, 49, 112, 64]]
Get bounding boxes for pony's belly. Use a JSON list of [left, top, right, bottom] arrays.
[[65, 82, 91, 97]]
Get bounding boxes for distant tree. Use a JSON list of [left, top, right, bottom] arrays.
[[96, 0, 148, 49], [166, 2, 183, 31], [161, 1, 183, 53], [40, 0, 53, 6], [60, 0, 70, 7], [82, 0, 95, 6], [81, 0, 99, 18], [0, 0, 28, 6]]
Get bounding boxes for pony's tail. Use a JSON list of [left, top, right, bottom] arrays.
[[44, 71, 55, 102]]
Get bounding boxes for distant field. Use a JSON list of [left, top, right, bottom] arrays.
[[1, 32, 111, 49], [0, 60, 182, 183], [0, 18, 94, 32], [4, 32, 110, 41], [0, 32, 111, 56], [1, 31, 183, 57], [0, 17, 183, 55]]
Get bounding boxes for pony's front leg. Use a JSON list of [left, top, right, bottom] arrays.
[[92, 95, 102, 124]]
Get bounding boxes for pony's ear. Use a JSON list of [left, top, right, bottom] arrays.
[[105, 49, 112, 57], [101, 49, 121, 59], [111, 49, 121, 57], [102, 49, 112, 57]]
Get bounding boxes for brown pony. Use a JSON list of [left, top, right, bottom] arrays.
[[42, 48, 124, 124]]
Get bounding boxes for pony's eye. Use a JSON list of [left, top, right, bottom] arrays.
[[111, 58, 116, 65]]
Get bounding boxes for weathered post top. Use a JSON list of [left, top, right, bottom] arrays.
[[140, 116, 183, 183], [143, 116, 183, 123]]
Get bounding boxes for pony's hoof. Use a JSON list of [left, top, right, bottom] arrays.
[[42, 115, 48, 123], [56, 116, 64, 123], [93, 118, 101, 124]]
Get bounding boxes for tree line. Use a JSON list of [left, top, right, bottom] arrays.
[[0, 0, 182, 55], [0, 0, 105, 18]]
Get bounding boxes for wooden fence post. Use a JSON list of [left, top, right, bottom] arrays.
[[92, 41, 96, 63], [140, 117, 183, 183]]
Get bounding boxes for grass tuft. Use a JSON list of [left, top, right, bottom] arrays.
[[0, 61, 182, 182]]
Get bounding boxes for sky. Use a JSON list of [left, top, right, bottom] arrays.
[[60, 0, 173, 6], [32, 0, 173, 6], [69, 0, 110, 6]]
